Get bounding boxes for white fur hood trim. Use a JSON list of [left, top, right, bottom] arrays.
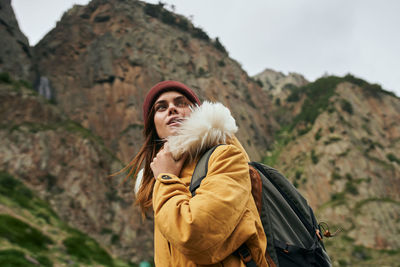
[[135, 169, 144, 194], [135, 102, 237, 194], [167, 101, 238, 161]]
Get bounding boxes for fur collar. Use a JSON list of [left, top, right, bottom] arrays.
[[135, 102, 237, 194], [167, 101, 238, 161]]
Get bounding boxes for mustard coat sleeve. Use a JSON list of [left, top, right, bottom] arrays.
[[152, 144, 252, 264]]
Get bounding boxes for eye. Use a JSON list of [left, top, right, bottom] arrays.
[[155, 103, 167, 112], [176, 98, 189, 107]]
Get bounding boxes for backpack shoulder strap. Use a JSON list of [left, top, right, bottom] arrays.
[[189, 144, 258, 267], [189, 145, 223, 196]]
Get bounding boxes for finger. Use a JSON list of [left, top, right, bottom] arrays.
[[176, 153, 188, 167], [163, 142, 170, 152]]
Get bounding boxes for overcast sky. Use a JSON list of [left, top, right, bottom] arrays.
[[12, 0, 400, 97]]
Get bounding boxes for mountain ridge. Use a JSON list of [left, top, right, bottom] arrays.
[[1, 0, 399, 265]]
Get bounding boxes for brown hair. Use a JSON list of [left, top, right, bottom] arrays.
[[122, 87, 199, 215], [123, 106, 163, 215]]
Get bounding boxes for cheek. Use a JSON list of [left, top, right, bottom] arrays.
[[182, 107, 192, 117], [153, 114, 164, 134]]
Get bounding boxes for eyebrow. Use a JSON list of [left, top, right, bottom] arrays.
[[154, 95, 187, 106]]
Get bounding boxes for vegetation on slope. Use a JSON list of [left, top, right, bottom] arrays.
[[0, 171, 139, 266], [143, 2, 228, 54]]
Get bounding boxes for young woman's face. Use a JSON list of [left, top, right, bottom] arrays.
[[153, 91, 193, 139]]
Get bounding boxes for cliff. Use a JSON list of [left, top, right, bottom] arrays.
[[0, 80, 153, 263], [1, 0, 400, 265], [33, 0, 277, 164], [261, 74, 400, 266], [0, 0, 32, 81]]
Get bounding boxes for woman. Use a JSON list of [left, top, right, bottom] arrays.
[[126, 80, 268, 266]]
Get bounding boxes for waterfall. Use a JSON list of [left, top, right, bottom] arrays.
[[38, 76, 52, 100]]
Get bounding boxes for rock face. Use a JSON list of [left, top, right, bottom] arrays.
[[0, 0, 32, 80], [0, 82, 153, 262], [254, 68, 308, 96], [263, 76, 400, 265], [1, 0, 400, 265], [33, 0, 277, 163]]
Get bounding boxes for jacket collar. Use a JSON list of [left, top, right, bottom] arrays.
[[167, 101, 238, 162]]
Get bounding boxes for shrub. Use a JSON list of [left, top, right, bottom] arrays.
[[295, 170, 302, 180], [218, 59, 225, 67], [0, 72, 11, 83], [255, 79, 263, 88], [344, 73, 396, 98], [345, 181, 359, 195], [331, 192, 345, 202], [311, 149, 319, 164], [160, 9, 176, 25], [341, 99, 353, 114], [331, 171, 341, 181], [289, 76, 343, 132], [287, 89, 301, 102], [144, 3, 163, 18], [324, 136, 342, 145], [314, 128, 322, 141], [198, 67, 206, 77], [387, 153, 400, 164], [176, 18, 189, 31], [213, 37, 228, 54], [0, 215, 53, 252], [192, 26, 210, 41], [352, 245, 372, 260], [345, 173, 353, 180]]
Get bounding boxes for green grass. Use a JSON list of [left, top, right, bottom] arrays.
[[0, 214, 53, 253], [63, 230, 114, 266], [284, 74, 396, 137], [262, 129, 292, 166], [288, 76, 342, 133], [353, 198, 400, 215], [343, 74, 396, 98], [0, 72, 34, 91], [0, 171, 59, 223], [0, 249, 37, 267]]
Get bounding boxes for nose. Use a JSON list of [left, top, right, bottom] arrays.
[[167, 103, 178, 115]]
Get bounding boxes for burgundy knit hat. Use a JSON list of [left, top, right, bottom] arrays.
[[142, 80, 201, 128]]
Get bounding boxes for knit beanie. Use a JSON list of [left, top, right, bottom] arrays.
[[142, 80, 201, 128]]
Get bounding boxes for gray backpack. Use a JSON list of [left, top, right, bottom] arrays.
[[190, 145, 332, 267]]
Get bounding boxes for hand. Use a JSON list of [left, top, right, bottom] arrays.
[[150, 142, 187, 178]]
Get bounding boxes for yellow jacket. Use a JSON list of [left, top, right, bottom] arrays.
[[151, 102, 268, 266]]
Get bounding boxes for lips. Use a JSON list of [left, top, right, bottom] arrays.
[[167, 117, 184, 126]]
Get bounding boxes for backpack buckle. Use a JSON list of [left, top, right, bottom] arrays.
[[283, 243, 290, 254], [237, 245, 253, 263]]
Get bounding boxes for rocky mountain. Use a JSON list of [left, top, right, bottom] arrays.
[[0, 79, 153, 264], [0, 0, 32, 81], [1, 0, 400, 266], [262, 74, 400, 266], [33, 0, 277, 163], [254, 68, 308, 96]]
